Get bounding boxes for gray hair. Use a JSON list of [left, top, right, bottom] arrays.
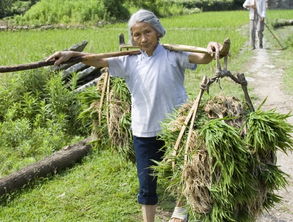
[[128, 9, 166, 45]]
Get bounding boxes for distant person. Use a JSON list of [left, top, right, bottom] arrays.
[[47, 9, 226, 222], [243, 0, 266, 49]]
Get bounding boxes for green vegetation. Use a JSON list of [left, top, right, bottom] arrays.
[[155, 95, 292, 221], [13, 0, 129, 25], [9, 0, 246, 25], [0, 9, 292, 222], [0, 150, 140, 222], [264, 10, 293, 95], [0, 70, 88, 177], [0, 0, 36, 18]]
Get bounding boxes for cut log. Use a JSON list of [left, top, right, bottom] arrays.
[[67, 40, 88, 52], [76, 67, 102, 86], [77, 66, 100, 80], [272, 19, 293, 28], [74, 76, 102, 93], [51, 40, 88, 71], [62, 62, 90, 80], [0, 137, 92, 196]]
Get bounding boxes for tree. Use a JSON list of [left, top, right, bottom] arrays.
[[0, 0, 15, 18], [102, 0, 130, 21], [126, 0, 160, 15], [233, 0, 244, 8]]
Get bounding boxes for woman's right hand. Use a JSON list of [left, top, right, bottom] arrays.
[[46, 51, 77, 66]]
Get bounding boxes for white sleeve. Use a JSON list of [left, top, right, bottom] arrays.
[[107, 56, 129, 78], [175, 51, 197, 71], [243, 0, 252, 8], [258, 0, 266, 18]]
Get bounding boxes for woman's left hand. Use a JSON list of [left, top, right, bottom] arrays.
[[207, 42, 223, 59]]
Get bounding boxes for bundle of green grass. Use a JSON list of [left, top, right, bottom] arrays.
[[155, 96, 293, 222], [80, 69, 134, 162]]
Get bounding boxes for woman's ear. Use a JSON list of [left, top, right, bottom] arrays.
[[157, 33, 161, 40]]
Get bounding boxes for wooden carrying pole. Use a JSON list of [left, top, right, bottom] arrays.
[[0, 50, 140, 73], [0, 39, 230, 73]]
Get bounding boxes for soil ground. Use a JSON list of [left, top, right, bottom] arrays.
[[246, 40, 293, 222]]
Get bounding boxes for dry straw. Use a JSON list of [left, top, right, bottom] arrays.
[[88, 68, 134, 162]]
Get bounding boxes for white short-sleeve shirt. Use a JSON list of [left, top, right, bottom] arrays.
[[243, 0, 266, 19], [107, 44, 197, 137]]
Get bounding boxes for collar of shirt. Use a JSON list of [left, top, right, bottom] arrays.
[[139, 44, 163, 59]]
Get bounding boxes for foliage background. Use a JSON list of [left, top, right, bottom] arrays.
[[2, 0, 245, 23]]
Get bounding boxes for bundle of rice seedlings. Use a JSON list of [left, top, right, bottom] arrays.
[[155, 96, 293, 222], [244, 109, 292, 212], [82, 69, 134, 162]]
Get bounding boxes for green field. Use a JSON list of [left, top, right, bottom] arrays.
[[0, 9, 293, 222]]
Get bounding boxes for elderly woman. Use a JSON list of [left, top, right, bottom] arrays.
[[47, 9, 222, 222]]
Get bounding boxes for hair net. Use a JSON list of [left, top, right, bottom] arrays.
[[128, 9, 166, 44]]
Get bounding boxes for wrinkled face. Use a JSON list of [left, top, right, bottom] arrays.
[[131, 22, 160, 56]]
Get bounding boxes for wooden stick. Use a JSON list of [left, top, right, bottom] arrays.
[[1, 38, 231, 73], [106, 71, 111, 136], [98, 72, 109, 124], [120, 38, 231, 57], [183, 80, 205, 165], [163, 44, 209, 54], [0, 60, 56, 73], [255, 12, 285, 50], [237, 73, 255, 112], [172, 76, 207, 169], [0, 50, 140, 73], [263, 21, 285, 49], [119, 43, 210, 54]]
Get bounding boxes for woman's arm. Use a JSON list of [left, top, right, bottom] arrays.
[[46, 51, 109, 68], [243, 0, 255, 9], [188, 41, 222, 64]]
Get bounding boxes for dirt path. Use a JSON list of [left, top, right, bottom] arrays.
[[245, 42, 293, 222]]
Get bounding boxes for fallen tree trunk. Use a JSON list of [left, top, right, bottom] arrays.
[[272, 19, 293, 28], [0, 137, 92, 196]]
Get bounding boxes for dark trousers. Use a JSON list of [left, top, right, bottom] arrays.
[[250, 15, 265, 48], [133, 136, 165, 205]]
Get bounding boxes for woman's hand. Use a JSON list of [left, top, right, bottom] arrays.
[[46, 51, 79, 66], [46, 51, 109, 68], [207, 42, 222, 59]]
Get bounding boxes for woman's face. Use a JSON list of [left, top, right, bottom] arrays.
[[131, 22, 160, 56]]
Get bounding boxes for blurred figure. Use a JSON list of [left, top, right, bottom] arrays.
[[243, 0, 267, 49]]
